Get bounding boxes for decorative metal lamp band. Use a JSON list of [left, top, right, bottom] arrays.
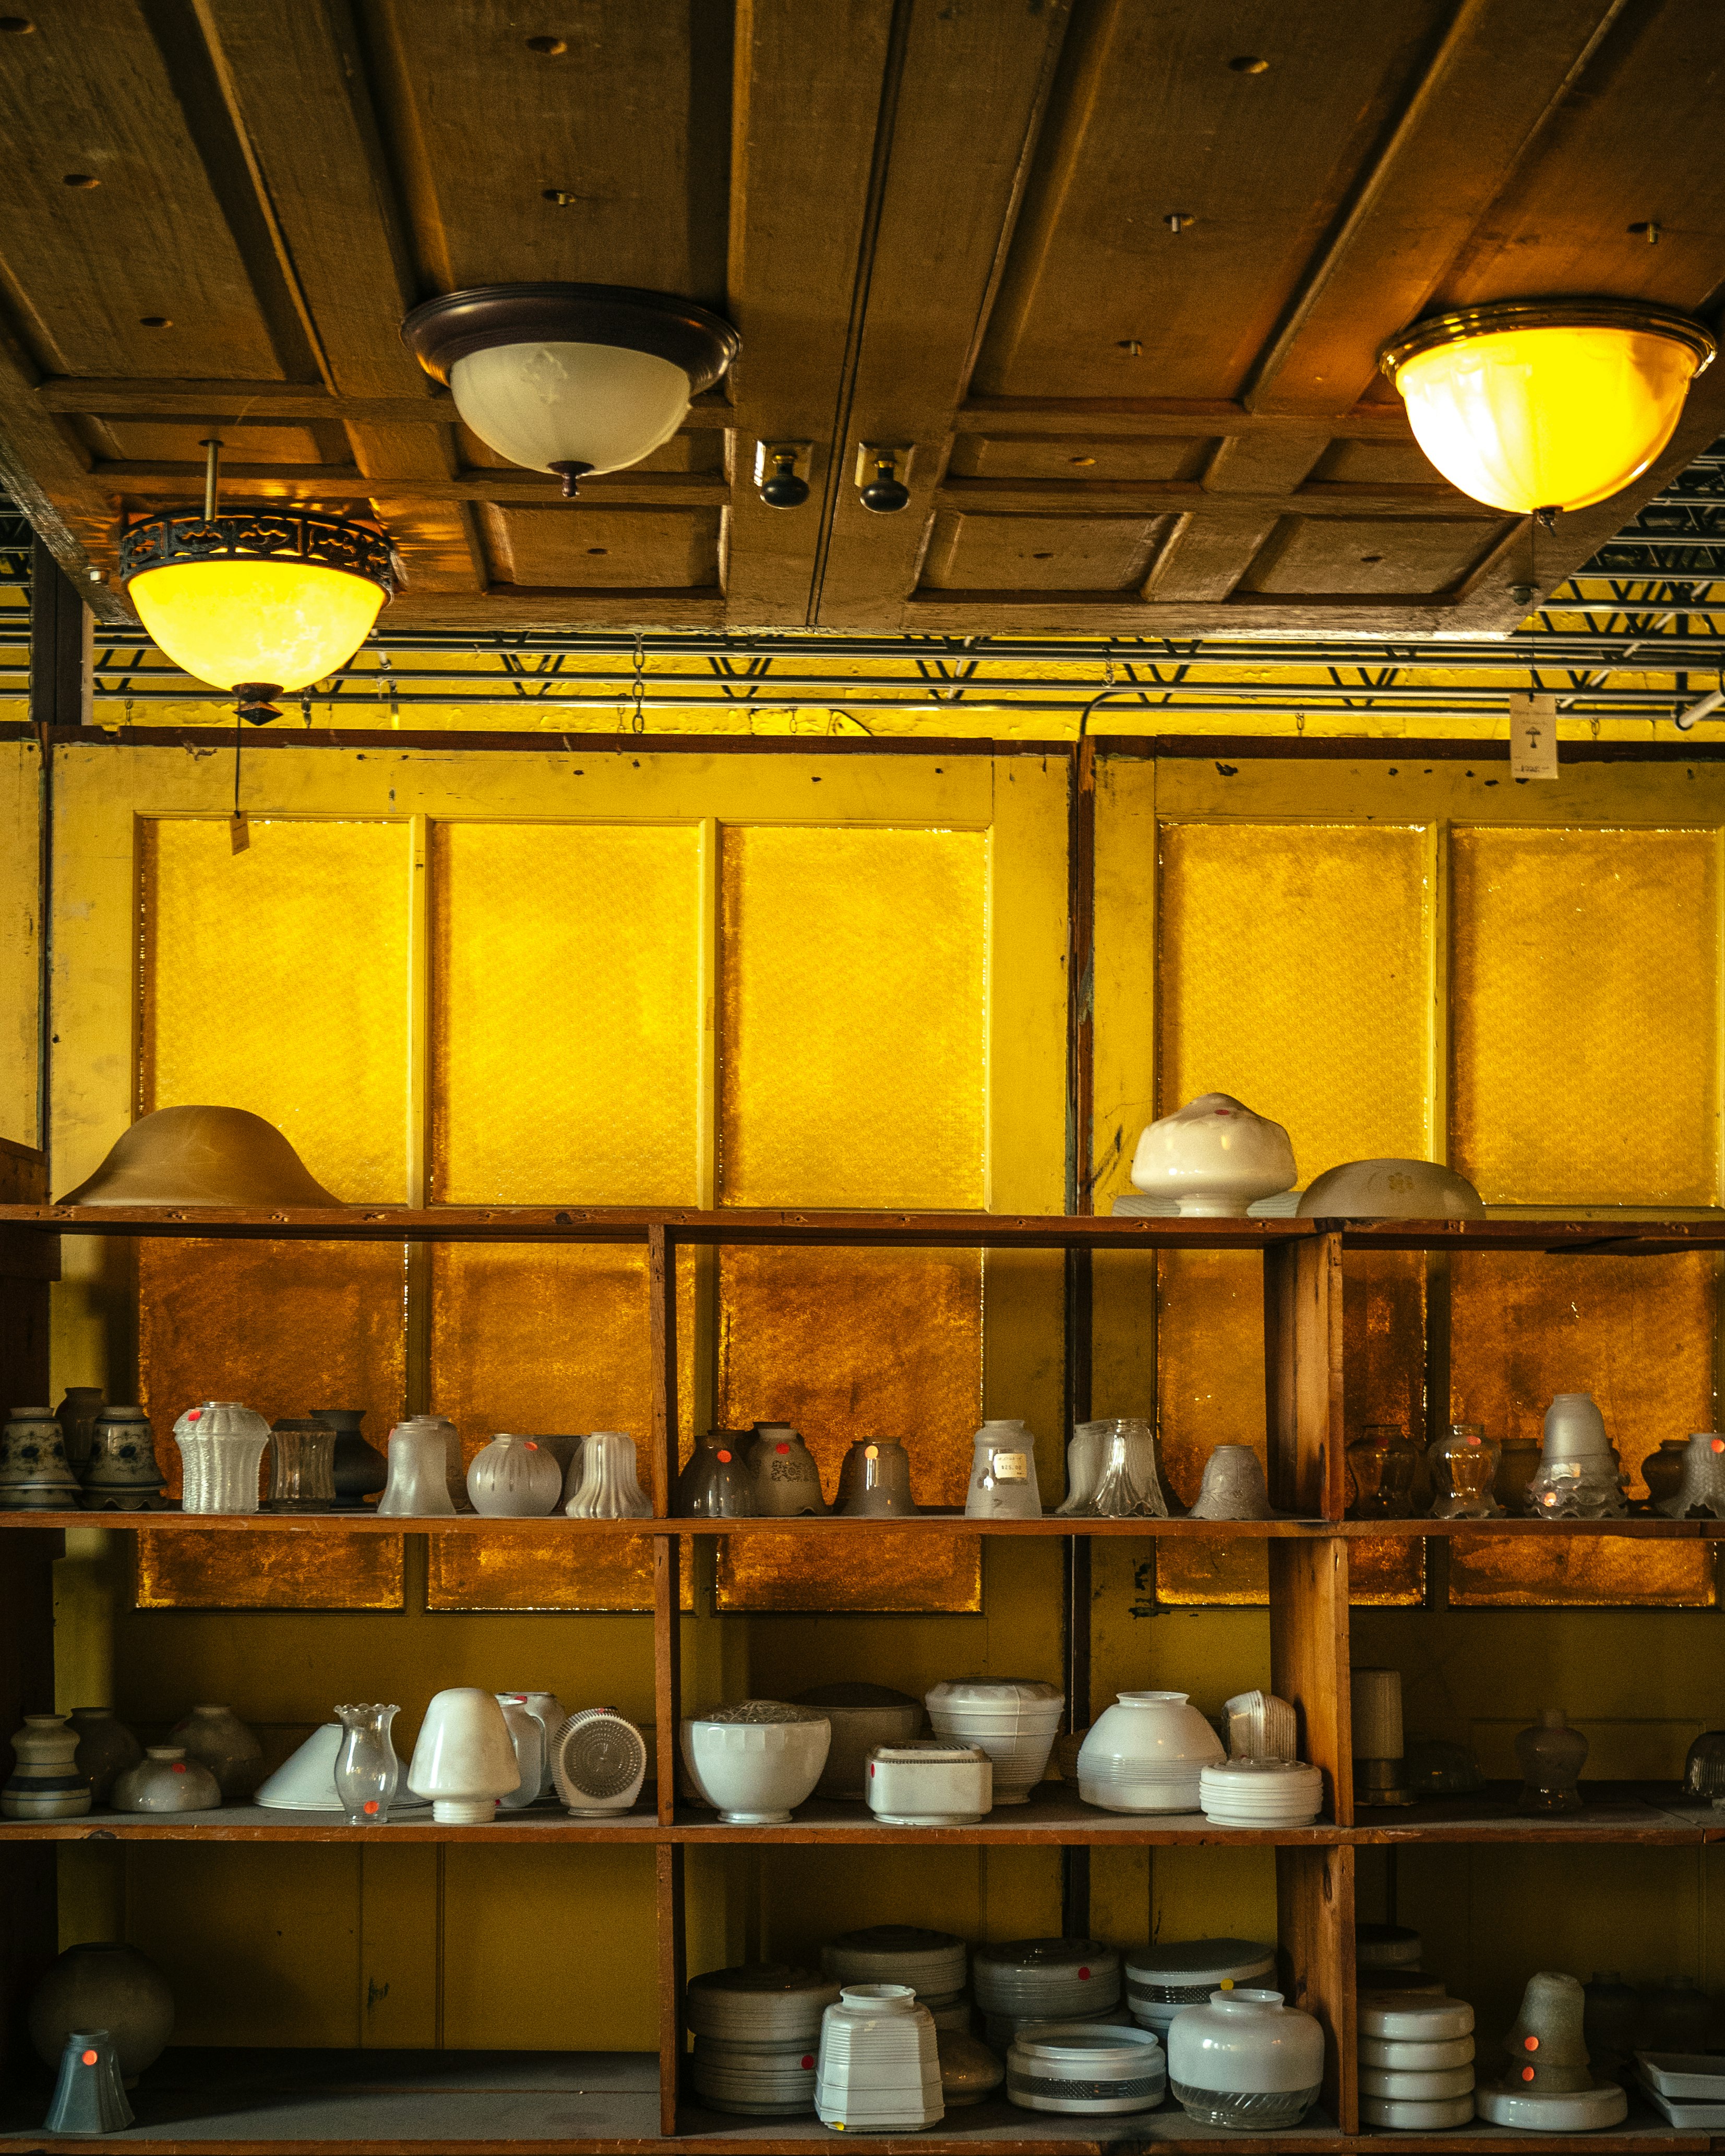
[[1379, 298, 1717, 379], [118, 510, 397, 594]]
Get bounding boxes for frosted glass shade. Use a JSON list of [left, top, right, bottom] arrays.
[[1382, 308, 1713, 513], [126, 558, 385, 691], [450, 341, 691, 478]]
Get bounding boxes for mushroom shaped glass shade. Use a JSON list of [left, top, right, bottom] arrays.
[[450, 341, 693, 478], [125, 558, 387, 693], [1381, 306, 1714, 513], [55, 1105, 343, 1207]]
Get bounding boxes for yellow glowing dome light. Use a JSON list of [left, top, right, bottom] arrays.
[[120, 508, 394, 721], [1379, 300, 1714, 514]]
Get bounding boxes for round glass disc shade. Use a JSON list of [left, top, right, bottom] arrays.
[[127, 558, 386, 691], [449, 340, 691, 476], [1392, 323, 1702, 512]]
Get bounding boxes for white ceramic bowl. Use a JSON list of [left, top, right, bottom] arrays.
[[1296, 1158, 1484, 1220], [1077, 1691, 1225, 1813], [680, 1707, 830, 1824]]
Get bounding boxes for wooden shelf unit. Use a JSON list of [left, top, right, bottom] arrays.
[[2, 1186, 1718, 2150]]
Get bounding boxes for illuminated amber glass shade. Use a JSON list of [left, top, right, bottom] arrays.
[[127, 558, 385, 691], [1389, 322, 1705, 513]]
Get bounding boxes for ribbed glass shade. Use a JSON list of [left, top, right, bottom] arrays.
[[127, 558, 386, 692], [1389, 322, 1705, 513], [450, 340, 691, 476]]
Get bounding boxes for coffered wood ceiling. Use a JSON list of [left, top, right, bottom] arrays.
[[2, 0, 1724, 638]]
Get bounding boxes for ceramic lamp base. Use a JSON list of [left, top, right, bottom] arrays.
[[1171, 2082, 1320, 2128], [429, 1798, 498, 1824], [718, 1807, 793, 1825]]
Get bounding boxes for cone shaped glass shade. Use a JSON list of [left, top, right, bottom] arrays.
[[126, 557, 386, 692], [449, 342, 691, 477], [1382, 309, 1713, 513]]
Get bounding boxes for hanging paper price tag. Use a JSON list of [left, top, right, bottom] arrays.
[[1509, 692, 1559, 779]]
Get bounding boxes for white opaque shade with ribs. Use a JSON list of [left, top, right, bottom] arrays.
[[449, 341, 692, 477]]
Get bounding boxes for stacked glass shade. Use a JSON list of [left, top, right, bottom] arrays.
[[974, 1939, 1122, 2044], [1007, 2021, 1168, 2113], [686, 1965, 838, 2116], [822, 1926, 967, 2010], [1358, 1992, 1477, 2129], [1125, 1941, 1278, 2035]]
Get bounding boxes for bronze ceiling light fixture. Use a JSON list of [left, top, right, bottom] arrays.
[[400, 283, 740, 497]]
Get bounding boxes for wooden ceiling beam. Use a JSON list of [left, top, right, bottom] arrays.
[[34, 380, 734, 427], [192, 0, 484, 590], [99, 463, 728, 507], [810, 0, 1076, 628], [953, 399, 1417, 441], [720, 0, 900, 625], [903, 595, 1472, 635], [1244, 0, 1630, 416], [937, 480, 1498, 521]]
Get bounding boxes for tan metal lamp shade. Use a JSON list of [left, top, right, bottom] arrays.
[[56, 1106, 344, 1207]]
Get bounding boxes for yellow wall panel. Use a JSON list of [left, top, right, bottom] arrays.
[[440, 1846, 657, 2050], [1450, 826, 1718, 1203], [431, 821, 704, 1205], [0, 741, 38, 1146], [718, 825, 988, 1209], [1157, 821, 1432, 1177], [140, 817, 413, 1201], [136, 1528, 403, 1610]]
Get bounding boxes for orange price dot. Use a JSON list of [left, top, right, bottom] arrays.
[[1522, 2066, 1536, 2082], [81, 2050, 98, 2066]]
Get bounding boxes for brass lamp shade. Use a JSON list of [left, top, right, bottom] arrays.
[[56, 1106, 345, 1208]]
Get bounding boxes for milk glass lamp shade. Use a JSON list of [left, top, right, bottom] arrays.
[[119, 512, 393, 695], [1380, 301, 1715, 513], [400, 283, 740, 493]]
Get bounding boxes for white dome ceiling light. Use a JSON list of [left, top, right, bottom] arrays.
[[400, 283, 740, 496]]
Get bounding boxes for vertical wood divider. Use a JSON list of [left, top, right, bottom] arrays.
[[654, 1535, 682, 1830], [1264, 1230, 1345, 1517], [650, 1224, 677, 1516], [656, 1842, 687, 2137]]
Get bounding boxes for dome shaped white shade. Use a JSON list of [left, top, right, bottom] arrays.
[[449, 340, 692, 477]]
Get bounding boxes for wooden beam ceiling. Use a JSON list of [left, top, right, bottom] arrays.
[[0, 0, 1722, 639]]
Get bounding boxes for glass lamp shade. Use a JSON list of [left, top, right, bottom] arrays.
[[126, 556, 386, 693], [1381, 305, 1714, 513], [450, 340, 692, 478]]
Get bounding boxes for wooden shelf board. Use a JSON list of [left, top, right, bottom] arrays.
[[6, 1206, 1724, 1253], [0, 2055, 1703, 2153], [3, 1512, 1706, 1541], [3, 1787, 1714, 1849]]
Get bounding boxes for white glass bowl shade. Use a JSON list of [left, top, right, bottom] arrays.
[[866, 1741, 992, 1825], [821, 1928, 968, 1998], [1200, 1760, 1323, 1826], [466, 1434, 564, 1517], [680, 1706, 831, 1823], [1166, 1988, 1325, 2128], [691, 2034, 820, 2116], [451, 341, 692, 479], [406, 1688, 521, 1823], [686, 1965, 840, 2045], [974, 1940, 1122, 2018], [1077, 1691, 1225, 1813], [815, 1985, 943, 2131], [1129, 1093, 1297, 1216], [550, 1708, 648, 1817], [1125, 1940, 1277, 2032], [1007, 2021, 1167, 2113], [925, 1679, 1063, 1804], [1296, 1158, 1484, 1219]]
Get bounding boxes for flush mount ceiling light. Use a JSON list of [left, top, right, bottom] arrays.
[[1379, 299, 1715, 515], [118, 442, 394, 722], [400, 282, 740, 496]]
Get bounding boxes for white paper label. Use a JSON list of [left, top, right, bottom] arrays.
[[992, 1451, 1029, 1482], [1509, 692, 1559, 779]]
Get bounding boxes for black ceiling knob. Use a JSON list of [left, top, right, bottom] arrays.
[[860, 458, 910, 513], [760, 455, 809, 509]]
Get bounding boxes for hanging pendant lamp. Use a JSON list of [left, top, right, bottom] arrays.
[[1379, 299, 1715, 514], [400, 283, 740, 496], [119, 441, 394, 722]]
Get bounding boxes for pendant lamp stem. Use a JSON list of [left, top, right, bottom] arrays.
[[200, 437, 224, 522]]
